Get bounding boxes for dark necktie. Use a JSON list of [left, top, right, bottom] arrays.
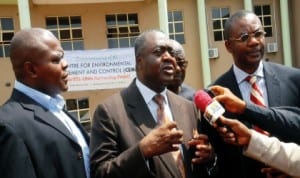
[[153, 94, 186, 178]]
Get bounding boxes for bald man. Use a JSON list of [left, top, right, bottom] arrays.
[[0, 28, 90, 178]]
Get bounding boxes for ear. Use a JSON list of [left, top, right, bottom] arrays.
[[225, 40, 233, 53], [23, 61, 38, 78], [136, 56, 143, 70]]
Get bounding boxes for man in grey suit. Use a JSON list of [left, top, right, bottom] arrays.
[[203, 10, 300, 178], [90, 30, 216, 178], [0, 28, 90, 178]]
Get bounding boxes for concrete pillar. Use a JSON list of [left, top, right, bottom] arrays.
[[157, 0, 169, 35], [17, 0, 31, 29]]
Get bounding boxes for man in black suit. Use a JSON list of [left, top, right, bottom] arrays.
[[90, 29, 216, 178], [204, 10, 300, 178], [0, 28, 90, 178], [167, 39, 195, 101]]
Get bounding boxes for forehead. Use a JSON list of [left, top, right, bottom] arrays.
[[231, 14, 262, 34], [145, 32, 169, 47]]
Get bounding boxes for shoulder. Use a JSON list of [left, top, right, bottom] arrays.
[[97, 92, 123, 109], [264, 61, 300, 73], [0, 99, 26, 122], [167, 90, 194, 106], [179, 83, 196, 101], [211, 66, 235, 86], [264, 61, 300, 80], [181, 83, 195, 92]]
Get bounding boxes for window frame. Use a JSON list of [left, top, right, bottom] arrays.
[[168, 10, 185, 44], [254, 4, 273, 37], [211, 7, 230, 42], [65, 97, 91, 132], [46, 16, 84, 50], [0, 17, 14, 58], [105, 13, 140, 48]]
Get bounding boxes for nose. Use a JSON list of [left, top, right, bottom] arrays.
[[162, 50, 176, 62], [61, 58, 68, 70], [162, 51, 177, 69], [162, 50, 173, 58]]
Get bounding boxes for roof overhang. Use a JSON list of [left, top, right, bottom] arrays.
[[32, 0, 144, 4], [0, 0, 17, 5]]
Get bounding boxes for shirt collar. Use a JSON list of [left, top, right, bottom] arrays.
[[135, 79, 167, 105], [233, 60, 264, 84], [14, 80, 65, 111]]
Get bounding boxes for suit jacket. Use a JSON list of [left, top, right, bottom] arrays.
[[205, 61, 300, 178], [0, 89, 89, 178], [90, 80, 208, 178], [243, 103, 300, 143]]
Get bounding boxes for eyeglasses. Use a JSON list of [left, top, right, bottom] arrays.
[[230, 30, 266, 43]]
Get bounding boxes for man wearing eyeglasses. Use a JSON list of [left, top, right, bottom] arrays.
[[167, 39, 195, 101], [203, 10, 300, 178]]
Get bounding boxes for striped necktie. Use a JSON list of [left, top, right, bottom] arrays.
[[246, 75, 270, 135]]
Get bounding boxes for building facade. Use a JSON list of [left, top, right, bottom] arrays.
[[1, 0, 299, 131]]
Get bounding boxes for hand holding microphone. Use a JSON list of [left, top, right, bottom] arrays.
[[209, 85, 247, 114], [194, 89, 238, 143]]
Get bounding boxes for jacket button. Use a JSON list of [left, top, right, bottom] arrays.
[[77, 152, 83, 159]]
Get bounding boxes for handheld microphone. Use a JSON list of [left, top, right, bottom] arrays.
[[194, 90, 225, 125]]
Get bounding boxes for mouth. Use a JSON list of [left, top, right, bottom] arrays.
[[247, 50, 262, 58], [62, 73, 69, 82], [161, 64, 175, 75]]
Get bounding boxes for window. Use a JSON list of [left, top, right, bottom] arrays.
[[66, 97, 91, 132], [106, 13, 140, 48], [0, 17, 14, 58], [254, 4, 273, 37], [211, 7, 230, 41], [46, 16, 84, 50], [168, 10, 185, 44]]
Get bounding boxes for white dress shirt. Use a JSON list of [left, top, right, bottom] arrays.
[[135, 79, 174, 122], [233, 61, 269, 107]]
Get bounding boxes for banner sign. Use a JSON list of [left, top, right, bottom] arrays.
[[64, 48, 136, 91]]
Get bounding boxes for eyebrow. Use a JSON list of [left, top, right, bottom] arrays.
[[248, 28, 262, 34]]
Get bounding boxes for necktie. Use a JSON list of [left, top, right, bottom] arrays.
[[153, 94, 186, 178], [153, 94, 167, 125], [246, 76, 270, 135]]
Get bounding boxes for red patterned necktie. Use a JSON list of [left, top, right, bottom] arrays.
[[153, 94, 186, 178], [246, 76, 270, 135]]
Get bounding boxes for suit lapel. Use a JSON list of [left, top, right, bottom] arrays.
[[63, 110, 90, 144], [263, 61, 281, 106], [167, 91, 193, 144], [34, 107, 78, 143], [121, 81, 156, 136], [217, 67, 243, 99], [12, 89, 81, 144], [121, 81, 181, 177]]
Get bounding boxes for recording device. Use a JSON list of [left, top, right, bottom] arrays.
[[194, 89, 225, 125]]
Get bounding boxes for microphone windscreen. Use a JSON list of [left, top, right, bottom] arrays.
[[194, 90, 213, 112]]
